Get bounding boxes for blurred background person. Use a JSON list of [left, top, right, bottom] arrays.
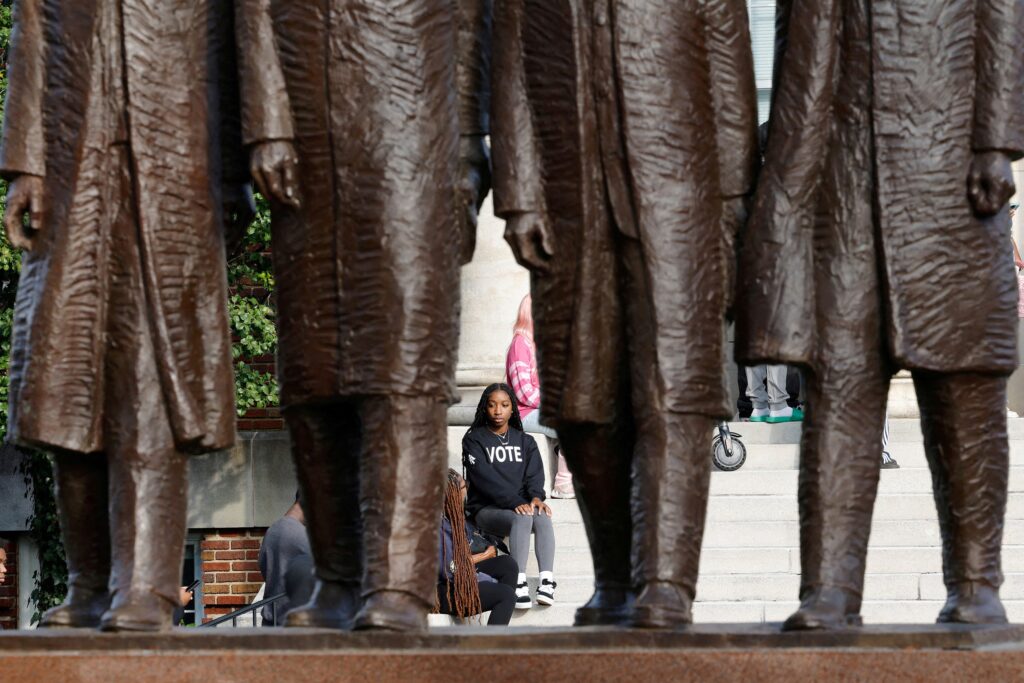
[[506, 295, 574, 498]]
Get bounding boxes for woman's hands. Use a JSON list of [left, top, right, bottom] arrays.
[[515, 497, 552, 517], [471, 545, 497, 564]]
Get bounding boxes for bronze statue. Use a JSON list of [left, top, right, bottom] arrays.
[[737, 0, 1024, 629], [236, 0, 492, 631], [492, 0, 758, 627], [0, 0, 257, 631]]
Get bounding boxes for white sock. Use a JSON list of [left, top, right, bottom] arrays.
[[539, 570, 554, 583], [517, 572, 527, 585]]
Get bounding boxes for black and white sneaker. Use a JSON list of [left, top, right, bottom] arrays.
[[536, 578, 557, 606], [881, 450, 900, 469], [515, 581, 532, 609]]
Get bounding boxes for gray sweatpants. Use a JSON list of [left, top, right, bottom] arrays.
[[474, 506, 555, 574], [745, 364, 790, 411]]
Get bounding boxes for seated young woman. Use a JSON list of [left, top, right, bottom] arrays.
[[437, 469, 519, 625], [462, 384, 556, 609]]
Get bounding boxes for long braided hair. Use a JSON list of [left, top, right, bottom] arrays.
[[435, 468, 482, 619], [470, 383, 525, 431]]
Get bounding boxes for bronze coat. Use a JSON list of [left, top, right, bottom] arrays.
[[0, 0, 245, 454], [238, 0, 490, 408], [736, 0, 1024, 373], [492, 0, 758, 425]]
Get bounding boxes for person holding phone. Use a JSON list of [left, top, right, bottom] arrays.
[[172, 580, 200, 626]]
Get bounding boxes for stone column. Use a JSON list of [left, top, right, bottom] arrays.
[[456, 197, 530, 404], [1008, 161, 1024, 415]]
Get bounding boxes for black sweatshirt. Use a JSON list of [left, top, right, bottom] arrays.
[[462, 426, 546, 518]]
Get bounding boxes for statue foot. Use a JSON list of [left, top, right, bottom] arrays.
[[783, 586, 862, 631], [39, 589, 111, 629], [574, 586, 635, 626], [352, 590, 428, 632], [284, 581, 360, 629], [100, 592, 175, 632], [937, 583, 1007, 624], [629, 581, 693, 629]]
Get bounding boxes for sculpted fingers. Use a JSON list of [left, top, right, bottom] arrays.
[[969, 151, 1015, 218], [262, 163, 285, 205], [249, 161, 271, 203], [250, 141, 300, 207], [537, 217, 556, 261], [4, 192, 29, 250], [4, 176, 42, 251], [504, 213, 553, 272], [280, 153, 301, 208]]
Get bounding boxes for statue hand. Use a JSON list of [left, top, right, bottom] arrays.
[[250, 140, 300, 209], [968, 150, 1016, 218], [504, 211, 555, 272], [4, 174, 45, 252], [457, 135, 492, 265], [222, 182, 256, 256]]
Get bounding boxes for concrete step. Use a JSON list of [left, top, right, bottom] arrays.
[[717, 441, 1024, 471], [506, 604, 579, 627], [692, 573, 922, 603], [536, 490, 1024, 529], [531, 545, 1024, 578], [728, 417, 1024, 444], [551, 519, 932, 550], [710, 465, 1024, 495], [704, 492, 1024, 523]]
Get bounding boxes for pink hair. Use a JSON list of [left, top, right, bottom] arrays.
[[512, 294, 534, 339]]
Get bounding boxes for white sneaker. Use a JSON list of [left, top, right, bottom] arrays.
[[515, 581, 532, 609], [536, 578, 557, 606], [749, 407, 770, 422]]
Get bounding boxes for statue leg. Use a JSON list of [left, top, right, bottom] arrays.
[[283, 402, 363, 628], [783, 362, 889, 630], [629, 410, 714, 628], [914, 371, 1009, 624], [100, 432, 188, 632], [98, 182, 190, 632], [615, 238, 713, 628], [784, 127, 891, 629], [557, 419, 636, 626], [38, 451, 112, 628], [352, 395, 447, 632]]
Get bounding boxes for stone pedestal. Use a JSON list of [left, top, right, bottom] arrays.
[[887, 370, 919, 418], [1, 625, 1023, 683]]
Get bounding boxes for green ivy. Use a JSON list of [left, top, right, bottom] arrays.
[[0, 2, 280, 621], [228, 196, 279, 415], [19, 452, 65, 623]]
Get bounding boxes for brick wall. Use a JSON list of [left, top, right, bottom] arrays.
[[200, 530, 267, 624], [0, 538, 18, 630]]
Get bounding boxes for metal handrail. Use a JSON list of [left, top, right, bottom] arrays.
[[199, 592, 287, 628]]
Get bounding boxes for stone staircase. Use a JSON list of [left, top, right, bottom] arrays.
[[445, 417, 1024, 627]]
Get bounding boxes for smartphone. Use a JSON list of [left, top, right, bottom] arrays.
[[187, 578, 201, 593]]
